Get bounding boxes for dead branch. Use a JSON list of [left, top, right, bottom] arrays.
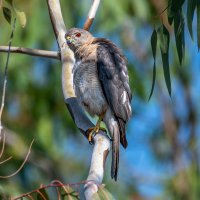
[[83, 0, 101, 31]]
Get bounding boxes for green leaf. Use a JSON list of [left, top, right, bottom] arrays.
[[149, 29, 157, 100], [158, 25, 171, 96], [167, 0, 174, 25], [171, 0, 185, 12], [187, 0, 196, 39], [197, 0, 200, 50], [174, 9, 185, 65], [3, 7, 11, 24], [168, 0, 185, 24], [15, 10, 26, 28], [96, 185, 114, 200], [37, 188, 49, 200], [151, 29, 157, 59]]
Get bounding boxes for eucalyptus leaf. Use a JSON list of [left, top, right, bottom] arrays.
[[158, 25, 171, 96], [149, 29, 157, 100], [174, 9, 185, 64], [167, 0, 174, 25], [3, 7, 11, 24], [187, 0, 196, 39], [151, 29, 157, 60], [171, 0, 185, 12]]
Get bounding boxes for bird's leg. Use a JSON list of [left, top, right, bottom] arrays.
[[87, 114, 107, 144]]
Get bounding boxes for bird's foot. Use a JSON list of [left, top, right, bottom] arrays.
[[86, 126, 107, 144]]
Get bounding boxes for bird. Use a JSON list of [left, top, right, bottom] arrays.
[[65, 28, 132, 181]]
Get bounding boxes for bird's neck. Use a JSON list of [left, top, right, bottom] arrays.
[[74, 42, 98, 62]]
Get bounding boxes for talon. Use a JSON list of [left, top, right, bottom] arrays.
[[86, 114, 107, 144], [87, 127, 106, 144]]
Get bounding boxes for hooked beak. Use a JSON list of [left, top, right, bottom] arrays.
[[65, 34, 74, 44]]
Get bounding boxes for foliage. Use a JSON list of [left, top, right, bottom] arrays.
[[150, 0, 200, 97]]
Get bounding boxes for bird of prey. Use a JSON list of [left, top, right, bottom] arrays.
[[65, 28, 132, 180]]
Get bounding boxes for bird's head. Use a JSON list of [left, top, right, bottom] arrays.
[[65, 28, 94, 52]]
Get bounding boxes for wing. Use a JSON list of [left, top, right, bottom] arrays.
[[94, 38, 132, 148]]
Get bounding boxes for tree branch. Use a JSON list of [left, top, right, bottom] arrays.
[[47, 0, 108, 198], [83, 0, 101, 31], [0, 46, 60, 60], [84, 134, 110, 199]]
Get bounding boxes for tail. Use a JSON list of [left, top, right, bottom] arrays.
[[117, 118, 128, 148], [111, 123, 120, 181], [104, 109, 126, 181]]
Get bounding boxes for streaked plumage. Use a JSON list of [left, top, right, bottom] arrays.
[[65, 28, 132, 180]]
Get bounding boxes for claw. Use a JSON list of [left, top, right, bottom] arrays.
[[86, 114, 107, 144], [87, 126, 107, 144]]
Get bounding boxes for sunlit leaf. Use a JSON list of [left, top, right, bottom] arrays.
[[15, 10, 26, 28], [3, 7, 11, 24], [149, 29, 157, 100], [197, 0, 200, 50], [97, 185, 114, 200], [187, 0, 196, 39], [174, 9, 185, 64], [37, 188, 49, 200], [158, 25, 171, 96]]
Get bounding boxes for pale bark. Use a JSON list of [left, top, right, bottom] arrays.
[[0, 46, 59, 60], [47, 0, 109, 199]]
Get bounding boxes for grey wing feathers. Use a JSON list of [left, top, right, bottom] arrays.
[[94, 38, 132, 148]]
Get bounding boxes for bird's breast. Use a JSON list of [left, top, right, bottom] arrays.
[[73, 61, 108, 116]]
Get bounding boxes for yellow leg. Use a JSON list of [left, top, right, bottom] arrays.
[[87, 114, 106, 143]]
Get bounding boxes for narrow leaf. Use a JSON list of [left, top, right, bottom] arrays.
[[171, 0, 185, 12], [167, 0, 174, 25], [15, 10, 26, 28], [3, 7, 11, 24], [187, 0, 196, 39], [148, 63, 156, 101], [197, 1, 200, 50], [174, 9, 185, 64], [168, 0, 185, 24], [0, 0, 2, 9], [158, 25, 171, 96], [149, 29, 157, 100], [151, 29, 157, 59]]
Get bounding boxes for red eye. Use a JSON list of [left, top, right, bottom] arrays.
[[75, 32, 81, 37]]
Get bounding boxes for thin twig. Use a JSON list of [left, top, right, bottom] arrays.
[[0, 46, 60, 60], [0, 18, 16, 140], [0, 130, 5, 158], [12, 180, 97, 200], [36, 190, 46, 200], [83, 0, 101, 31], [0, 156, 12, 164], [0, 139, 34, 179]]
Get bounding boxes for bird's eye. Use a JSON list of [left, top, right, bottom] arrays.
[[75, 32, 81, 37]]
